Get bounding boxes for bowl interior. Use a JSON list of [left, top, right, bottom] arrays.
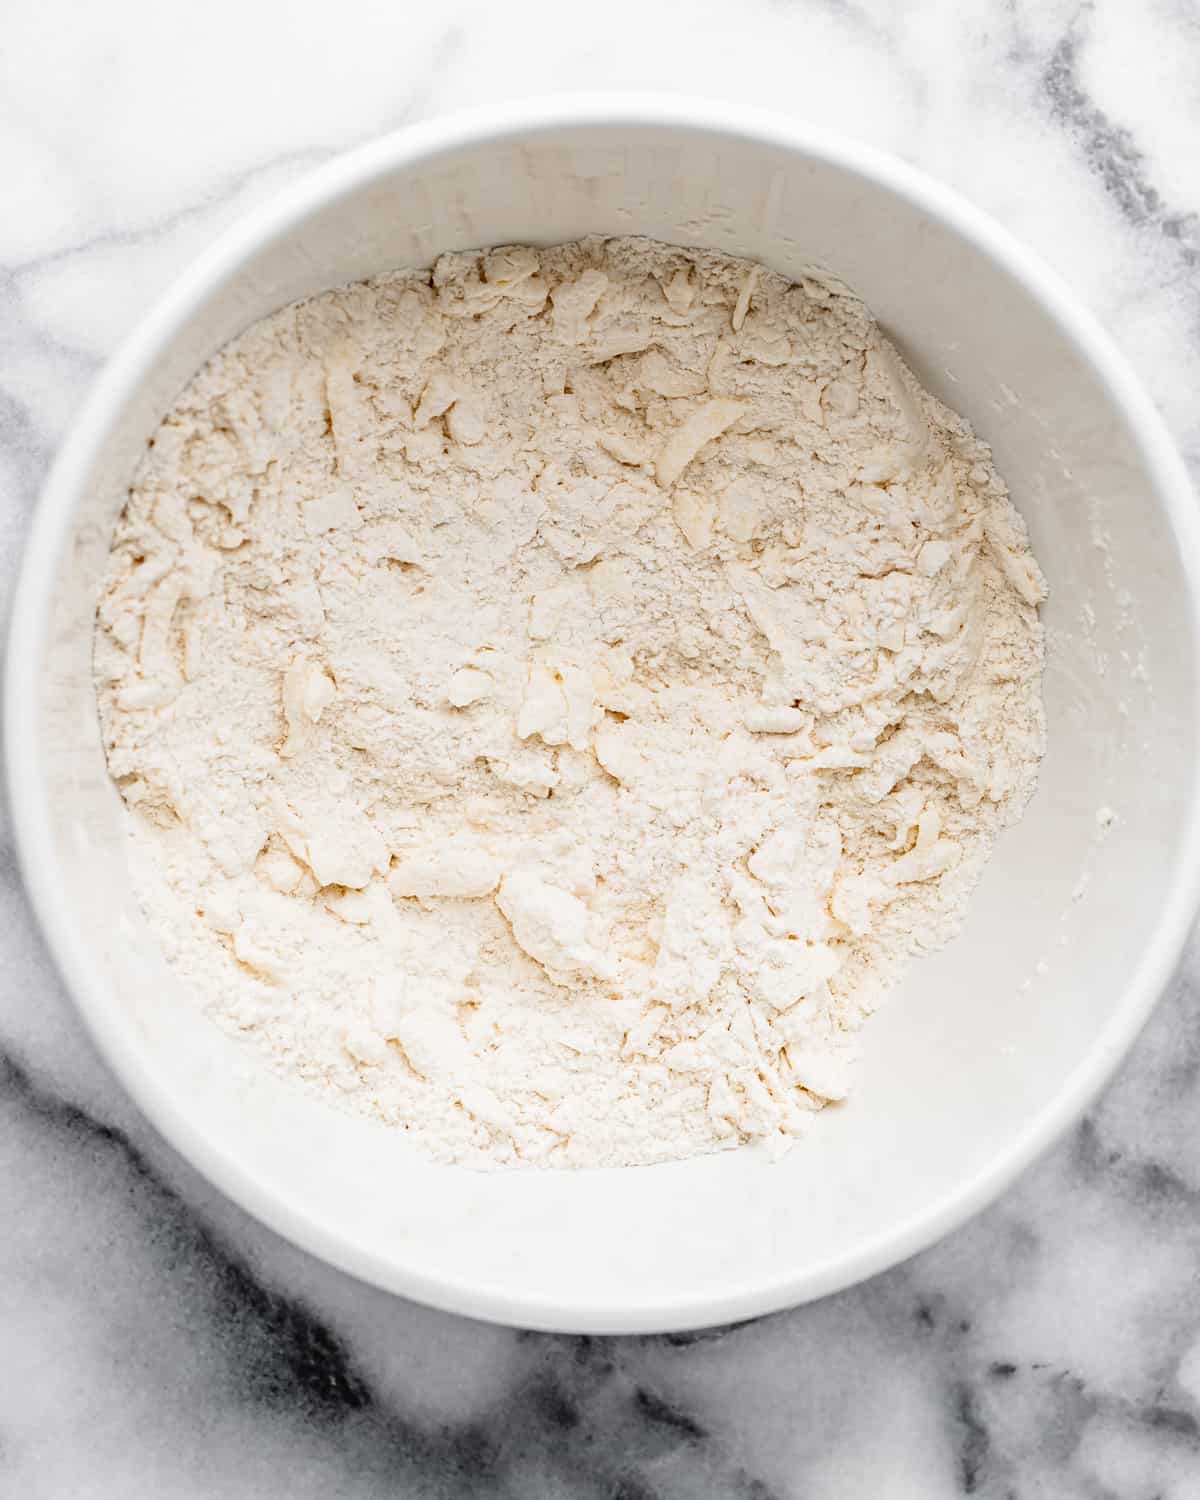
[[18, 112, 1199, 1331]]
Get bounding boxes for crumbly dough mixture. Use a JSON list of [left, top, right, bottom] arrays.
[[95, 236, 1046, 1169]]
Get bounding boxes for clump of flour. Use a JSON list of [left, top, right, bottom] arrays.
[[94, 236, 1046, 1169]]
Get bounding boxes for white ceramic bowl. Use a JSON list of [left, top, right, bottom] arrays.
[[8, 96, 1200, 1334]]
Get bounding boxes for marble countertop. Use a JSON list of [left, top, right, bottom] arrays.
[[5, 1, 1200, 1493]]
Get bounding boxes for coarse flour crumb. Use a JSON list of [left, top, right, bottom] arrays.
[[95, 236, 1046, 1169]]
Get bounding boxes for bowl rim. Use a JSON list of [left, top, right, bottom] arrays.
[[8, 92, 1200, 1334]]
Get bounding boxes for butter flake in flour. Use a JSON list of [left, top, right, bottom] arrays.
[[94, 236, 1046, 1169]]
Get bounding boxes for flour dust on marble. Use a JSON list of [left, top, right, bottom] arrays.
[[94, 236, 1046, 1169]]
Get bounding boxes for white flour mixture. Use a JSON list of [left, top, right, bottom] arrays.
[[95, 237, 1046, 1168]]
